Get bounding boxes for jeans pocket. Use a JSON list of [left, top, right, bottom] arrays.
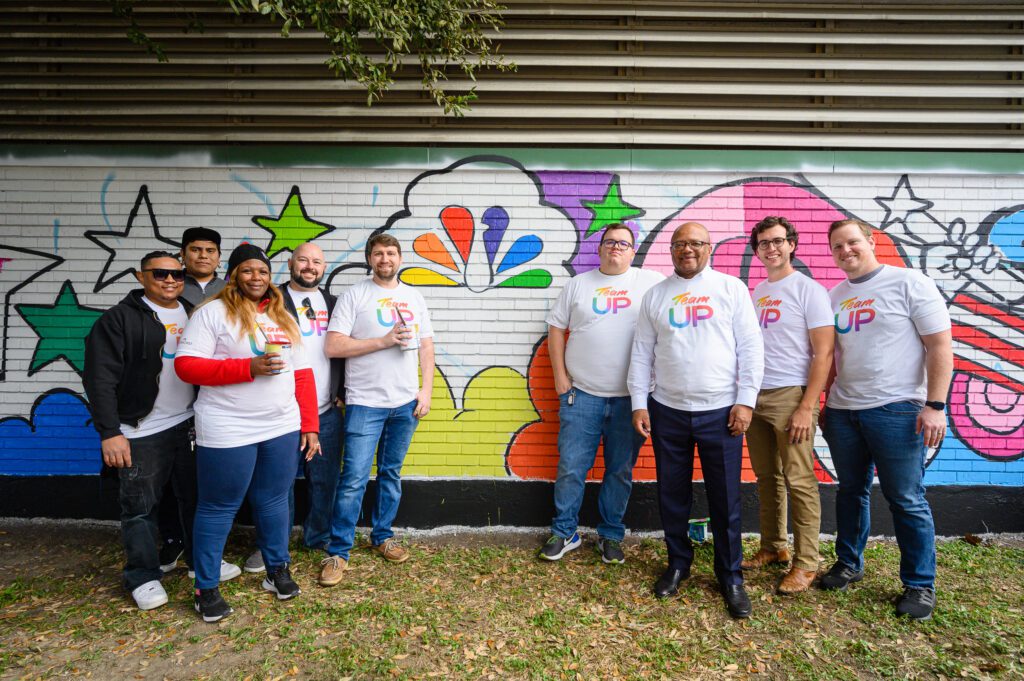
[[880, 400, 923, 415]]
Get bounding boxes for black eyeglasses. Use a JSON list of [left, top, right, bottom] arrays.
[[670, 240, 709, 252], [301, 297, 316, 320], [601, 239, 634, 250], [142, 268, 186, 281], [756, 237, 791, 251]]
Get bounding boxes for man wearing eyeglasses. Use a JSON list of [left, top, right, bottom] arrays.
[[537, 223, 664, 565], [84, 251, 201, 611], [743, 216, 834, 595], [628, 222, 764, 619], [241, 242, 345, 574]]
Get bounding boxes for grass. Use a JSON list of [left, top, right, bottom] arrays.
[[0, 525, 1022, 680]]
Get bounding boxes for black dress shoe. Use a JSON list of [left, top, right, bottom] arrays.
[[653, 567, 689, 598], [722, 584, 752, 619]]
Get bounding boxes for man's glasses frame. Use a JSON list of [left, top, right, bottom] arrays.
[[141, 268, 185, 282], [300, 297, 316, 320], [670, 240, 710, 252], [601, 239, 634, 250], [756, 237, 793, 251]]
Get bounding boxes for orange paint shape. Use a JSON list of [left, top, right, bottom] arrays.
[[506, 335, 758, 482], [414, 233, 459, 272], [440, 205, 474, 263]]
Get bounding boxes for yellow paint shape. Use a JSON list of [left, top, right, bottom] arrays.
[[400, 267, 460, 286]]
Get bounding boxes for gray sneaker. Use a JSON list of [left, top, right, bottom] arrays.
[[243, 550, 266, 574], [596, 538, 626, 565], [817, 562, 864, 591], [895, 586, 936, 621]]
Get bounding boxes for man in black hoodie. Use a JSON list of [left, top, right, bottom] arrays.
[[84, 251, 200, 611]]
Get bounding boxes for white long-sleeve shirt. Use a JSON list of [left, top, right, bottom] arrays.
[[628, 268, 764, 412]]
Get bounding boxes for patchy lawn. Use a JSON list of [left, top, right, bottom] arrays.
[[0, 521, 1021, 680]]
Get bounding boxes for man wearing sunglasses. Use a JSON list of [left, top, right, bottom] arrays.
[[743, 216, 834, 595], [628, 222, 764, 619], [242, 241, 345, 574], [538, 223, 664, 565], [84, 251, 203, 611]]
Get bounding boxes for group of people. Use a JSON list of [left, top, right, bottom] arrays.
[[84, 213, 952, 625], [84, 229, 433, 622], [540, 217, 951, 622]]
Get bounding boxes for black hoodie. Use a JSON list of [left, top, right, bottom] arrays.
[[83, 290, 195, 440]]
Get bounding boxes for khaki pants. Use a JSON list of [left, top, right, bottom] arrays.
[[747, 386, 822, 571]]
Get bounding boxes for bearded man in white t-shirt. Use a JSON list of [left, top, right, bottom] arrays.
[[242, 242, 346, 574], [743, 216, 834, 595], [318, 233, 435, 586], [537, 223, 664, 565], [819, 218, 953, 622], [628, 222, 764, 619]]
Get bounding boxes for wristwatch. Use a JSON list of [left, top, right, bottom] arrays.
[[924, 400, 946, 411]]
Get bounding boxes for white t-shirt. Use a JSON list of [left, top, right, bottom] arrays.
[[628, 268, 764, 411], [121, 298, 194, 440], [328, 279, 434, 409], [546, 267, 665, 397], [287, 286, 332, 413], [177, 299, 310, 448], [751, 271, 834, 390], [828, 265, 951, 410]]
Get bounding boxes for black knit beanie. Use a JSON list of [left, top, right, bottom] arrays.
[[226, 243, 271, 278]]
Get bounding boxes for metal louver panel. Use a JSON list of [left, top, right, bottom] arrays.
[[1, 0, 1022, 148]]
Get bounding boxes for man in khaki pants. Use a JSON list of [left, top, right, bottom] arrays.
[[743, 216, 835, 594]]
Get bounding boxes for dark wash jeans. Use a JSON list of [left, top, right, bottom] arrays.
[[118, 419, 196, 592]]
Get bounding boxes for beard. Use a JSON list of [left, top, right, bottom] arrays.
[[290, 269, 324, 289]]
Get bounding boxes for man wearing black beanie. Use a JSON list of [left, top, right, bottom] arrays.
[[179, 227, 225, 307]]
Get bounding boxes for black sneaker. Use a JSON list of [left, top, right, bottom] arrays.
[[537, 533, 581, 561], [194, 587, 232, 623], [895, 586, 936, 621], [596, 538, 625, 565], [159, 540, 184, 573], [262, 564, 301, 601], [817, 562, 864, 591]]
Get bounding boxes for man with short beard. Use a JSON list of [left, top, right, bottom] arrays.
[[243, 242, 345, 574]]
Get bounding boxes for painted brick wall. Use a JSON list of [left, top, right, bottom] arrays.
[[0, 147, 1022, 489]]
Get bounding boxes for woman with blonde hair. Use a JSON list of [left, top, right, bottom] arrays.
[[176, 244, 320, 622]]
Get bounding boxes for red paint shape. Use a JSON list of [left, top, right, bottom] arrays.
[[506, 336, 758, 482], [439, 205, 474, 263], [0, 257, 11, 272]]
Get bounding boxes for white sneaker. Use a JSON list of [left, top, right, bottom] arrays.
[[188, 560, 242, 583], [131, 580, 168, 611]]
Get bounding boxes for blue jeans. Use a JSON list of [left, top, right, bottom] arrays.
[[302, 405, 343, 549], [118, 420, 196, 591], [327, 401, 418, 560], [551, 389, 643, 542], [193, 431, 299, 589], [823, 402, 936, 589]]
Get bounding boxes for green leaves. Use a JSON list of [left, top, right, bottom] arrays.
[[111, 0, 510, 114]]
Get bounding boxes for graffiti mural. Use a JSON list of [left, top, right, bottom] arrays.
[[0, 152, 1021, 489]]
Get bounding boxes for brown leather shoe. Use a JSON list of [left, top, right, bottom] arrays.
[[741, 548, 791, 570], [372, 538, 409, 563], [319, 555, 348, 587], [778, 567, 817, 594]]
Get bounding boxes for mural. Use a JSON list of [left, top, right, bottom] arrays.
[[0, 152, 1022, 489]]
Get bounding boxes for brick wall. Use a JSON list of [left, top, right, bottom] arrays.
[[0, 147, 1022, 488]]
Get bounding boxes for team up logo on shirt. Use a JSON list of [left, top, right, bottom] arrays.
[[667, 292, 714, 329], [246, 323, 292, 356], [296, 305, 329, 337], [375, 297, 415, 328], [835, 296, 876, 334], [160, 322, 184, 359], [754, 295, 782, 328], [591, 287, 631, 315]]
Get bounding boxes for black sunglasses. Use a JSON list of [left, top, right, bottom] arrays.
[[142, 268, 186, 282], [301, 297, 316, 320]]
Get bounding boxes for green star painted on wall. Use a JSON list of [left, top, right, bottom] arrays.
[[252, 185, 335, 257], [581, 178, 645, 237], [15, 281, 104, 377]]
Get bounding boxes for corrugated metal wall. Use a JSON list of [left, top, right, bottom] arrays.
[[2, 0, 1022, 148]]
